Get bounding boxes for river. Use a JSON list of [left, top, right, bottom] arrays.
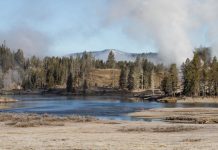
[[1, 95, 218, 121]]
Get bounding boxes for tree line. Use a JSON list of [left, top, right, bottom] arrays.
[[0, 45, 164, 92], [182, 48, 218, 96], [161, 47, 218, 97], [0, 43, 217, 96]]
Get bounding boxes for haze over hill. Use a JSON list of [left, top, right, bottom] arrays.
[[68, 49, 159, 63]]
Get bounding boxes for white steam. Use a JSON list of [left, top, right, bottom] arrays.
[[104, 0, 218, 64]]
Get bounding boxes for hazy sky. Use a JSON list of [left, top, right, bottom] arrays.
[[0, 0, 152, 56], [0, 0, 217, 64]]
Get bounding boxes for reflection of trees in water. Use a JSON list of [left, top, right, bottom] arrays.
[[4, 95, 218, 121]]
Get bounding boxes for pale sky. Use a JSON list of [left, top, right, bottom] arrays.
[[0, 0, 216, 64]]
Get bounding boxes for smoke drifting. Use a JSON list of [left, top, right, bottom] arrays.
[[0, 27, 51, 57], [104, 0, 218, 64], [1, 0, 218, 63], [0, 0, 53, 57]]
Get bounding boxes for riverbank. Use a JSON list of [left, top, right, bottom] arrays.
[[3, 88, 218, 104], [1, 109, 218, 149], [177, 97, 218, 104], [129, 107, 218, 124], [156, 96, 218, 104], [0, 97, 18, 103]]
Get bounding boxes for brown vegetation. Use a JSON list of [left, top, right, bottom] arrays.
[[178, 97, 218, 103], [119, 125, 199, 133], [129, 108, 218, 124], [0, 113, 97, 127], [87, 69, 121, 88]]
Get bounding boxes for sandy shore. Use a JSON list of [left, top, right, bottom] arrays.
[[0, 109, 218, 150]]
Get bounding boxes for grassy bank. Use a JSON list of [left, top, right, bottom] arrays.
[[156, 96, 218, 104], [0, 113, 97, 127], [178, 97, 218, 103], [129, 108, 218, 124]]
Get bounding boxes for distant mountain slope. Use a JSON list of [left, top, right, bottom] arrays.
[[68, 49, 159, 63]]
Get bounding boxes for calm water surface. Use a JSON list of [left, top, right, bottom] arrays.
[[1, 95, 218, 121]]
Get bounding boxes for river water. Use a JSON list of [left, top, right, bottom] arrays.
[[1, 95, 218, 121]]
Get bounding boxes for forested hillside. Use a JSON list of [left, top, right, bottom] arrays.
[[0, 43, 217, 96], [0, 44, 165, 93]]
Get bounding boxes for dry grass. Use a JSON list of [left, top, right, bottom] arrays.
[[182, 138, 202, 143], [119, 125, 199, 133], [165, 116, 218, 124], [0, 113, 97, 127], [152, 125, 199, 132], [158, 97, 177, 103], [1, 115, 218, 149], [87, 69, 121, 87], [129, 108, 218, 124], [0, 104, 9, 109], [178, 97, 218, 103], [119, 127, 149, 132]]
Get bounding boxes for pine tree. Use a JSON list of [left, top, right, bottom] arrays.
[[14, 49, 25, 67], [182, 58, 193, 96], [127, 65, 134, 91], [66, 72, 73, 92], [119, 66, 127, 89], [198, 47, 211, 96], [169, 64, 178, 96], [83, 79, 88, 94], [209, 57, 218, 96], [161, 64, 178, 96], [192, 52, 201, 96], [161, 74, 172, 95], [142, 59, 153, 89], [106, 51, 116, 68], [134, 56, 143, 89]]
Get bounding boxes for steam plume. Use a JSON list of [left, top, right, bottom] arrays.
[[104, 0, 218, 64]]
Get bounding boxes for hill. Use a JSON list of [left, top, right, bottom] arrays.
[[68, 49, 159, 63]]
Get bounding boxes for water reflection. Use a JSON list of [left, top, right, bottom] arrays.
[[1, 95, 218, 121]]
